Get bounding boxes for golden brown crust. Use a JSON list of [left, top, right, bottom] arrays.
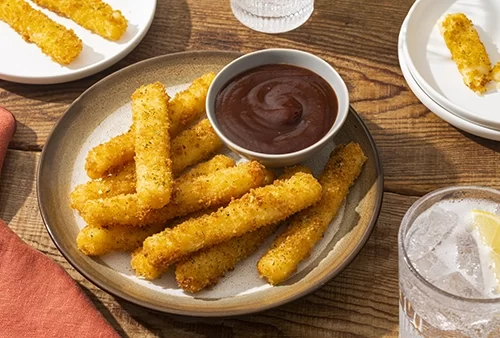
[[132, 82, 172, 209], [0, 0, 82, 64], [257, 143, 367, 285], [84, 73, 215, 179], [31, 0, 128, 41], [440, 13, 492, 93], [141, 172, 322, 267]]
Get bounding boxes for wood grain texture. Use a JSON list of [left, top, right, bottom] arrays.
[[2, 0, 500, 336], [0, 149, 405, 337]]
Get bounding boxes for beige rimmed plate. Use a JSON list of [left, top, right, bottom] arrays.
[[37, 51, 383, 316]]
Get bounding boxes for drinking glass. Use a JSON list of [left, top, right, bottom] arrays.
[[231, 0, 314, 34], [398, 186, 500, 337]]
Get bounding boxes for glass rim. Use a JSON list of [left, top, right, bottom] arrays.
[[400, 185, 500, 304]]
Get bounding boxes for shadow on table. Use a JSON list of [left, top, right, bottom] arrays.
[[457, 128, 500, 153], [0, 121, 38, 224], [80, 285, 130, 338]]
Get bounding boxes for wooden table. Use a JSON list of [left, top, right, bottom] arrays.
[[2, 0, 499, 336]]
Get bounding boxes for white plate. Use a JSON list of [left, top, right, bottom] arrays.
[[0, 0, 156, 84], [399, 9, 500, 142], [403, 0, 500, 130]]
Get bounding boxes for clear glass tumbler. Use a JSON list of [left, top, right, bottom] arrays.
[[231, 0, 314, 34], [398, 186, 500, 337]]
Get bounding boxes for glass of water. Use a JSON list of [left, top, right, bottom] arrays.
[[399, 186, 500, 337], [231, 0, 314, 34]]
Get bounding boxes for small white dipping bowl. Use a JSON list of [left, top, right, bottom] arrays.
[[206, 48, 349, 167]]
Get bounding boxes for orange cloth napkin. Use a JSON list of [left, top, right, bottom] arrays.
[[0, 107, 119, 338]]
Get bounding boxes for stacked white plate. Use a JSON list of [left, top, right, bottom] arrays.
[[399, 0, 500, 141]]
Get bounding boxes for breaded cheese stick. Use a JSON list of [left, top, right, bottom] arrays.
[[133, 170, 282, 282], [70, 163, 136, 211], [76, 161, 233, 256], [71, 155, 235, 213], [168, 72, 216, 136], [85, 130, 135, 180], [174, 224, 279, 291], [131, 248, 169, 280], [31, 0, 127, 41], [172, 168, 304, 291], [0, 0, 82, 65], [440, 13, 492, 93], [141, 172, 322, 267], [85, 73, 215, 179], [258, 143, 367, 285], [170, 119, 223, 174], [77, 223, 166, 256], [174, 154, 235, 185], [80, 161, 267, 226], [132, 82, 172, 209], [492, 62, 500, 85]]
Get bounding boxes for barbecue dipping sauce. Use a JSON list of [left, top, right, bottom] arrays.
[[215, 64, 338, 154]]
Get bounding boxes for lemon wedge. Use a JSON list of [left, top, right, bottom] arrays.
[[472, 209, 500, 291]]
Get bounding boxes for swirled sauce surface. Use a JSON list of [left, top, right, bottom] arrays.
[[215, 64, 338, 154]]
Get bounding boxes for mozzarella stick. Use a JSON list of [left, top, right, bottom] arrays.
[[85, 130, 135, 180], [174, 224, 279, 291], [492, 62, 500, 85], [31, 0, 127, 41], [168, 72, 216, 136], [77, 223, 166, 256], [258, 143, 367, 285], [170, 119, 223, 174], [0, 0, 82, 65], [440, 13, 492, 93], [141, 172, 322, 267], [133, 170, 281, 282], [132, 82, 172, 209], [80, 161, 267, 226], [76, 161, 233, 256], [131, 248, 169, 280], [70, 163, 136, 211], [85, 73, 215, 179], [71, 155, 235, 213], [174, 154, 235, 185]]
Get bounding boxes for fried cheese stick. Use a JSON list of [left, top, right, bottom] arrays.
[[0, 0, 82, 65], [70, 163, 136, 210], [77, 223, 166, 256], [258, 143, 367, 285], [80, 161, 267, 226], [31, 0, 127, 41], [169, 119, 223, 174], [132, 168, 282, 282], [440, 13, 492, 93], [174, 224, 279, 291], [84, 118, 222, 199], [85, 73, 216, 179], [172, 169, 308, 291], [76, 161, 234, 256], [71, 154, 235, 213], [132, 82, 172, 209], [492, 62, 500, 86], [85, 130, 135, 180], [141, 172, 323, 267]]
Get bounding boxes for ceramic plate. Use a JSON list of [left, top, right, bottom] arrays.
[[399, 8, 500, 142], [0, 0, 156, 84], [38, 51, 383, 316], [404, 0, 500, 130]]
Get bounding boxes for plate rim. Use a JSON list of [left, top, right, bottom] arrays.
[[37, 50, 384, 316], [403, 0, 500, 130], [398, 13, 500, 141], [0, 0, 157, 85]]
